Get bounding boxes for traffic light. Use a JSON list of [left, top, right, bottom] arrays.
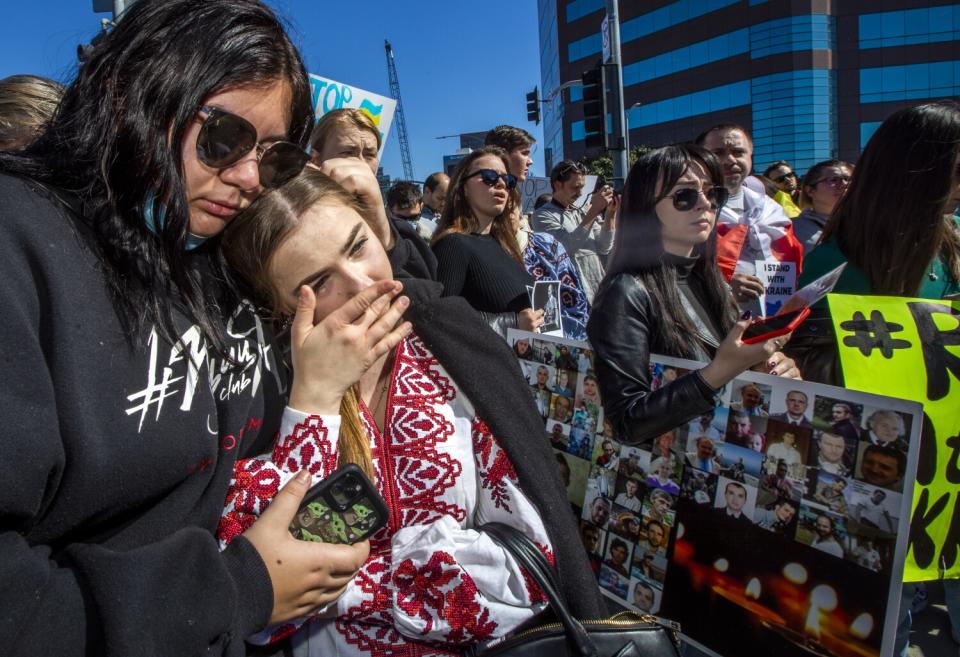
[[581, 63, 608, 150], [526, 87, 541, 124]]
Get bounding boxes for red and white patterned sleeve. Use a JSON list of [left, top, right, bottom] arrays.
[[389, 417, 552, 646], [217, 407, 341, 549]]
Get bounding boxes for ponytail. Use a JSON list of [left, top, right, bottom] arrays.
[[337, 384, 376, 483]]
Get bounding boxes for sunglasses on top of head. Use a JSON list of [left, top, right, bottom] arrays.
[[659, 186, 729, 211], [466, 168, 518, 190], [196, 106, 309, 188]]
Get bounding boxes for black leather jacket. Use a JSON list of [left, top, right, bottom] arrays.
[[587, 272, 721, 445]]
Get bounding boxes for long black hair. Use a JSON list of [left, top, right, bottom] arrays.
[[605, 144, 737, 358], [822, 102, 960, 295], [0, 0, 313, 353]]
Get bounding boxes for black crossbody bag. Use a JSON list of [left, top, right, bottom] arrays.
[[467, 523, 682, 657]]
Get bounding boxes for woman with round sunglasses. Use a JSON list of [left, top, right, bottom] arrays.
[[431, 146, 544, 337], [217, 166, 604, 654], [792, 159, 853, 256], [0, 1, 375, 654], [588, 144, 800, 445]]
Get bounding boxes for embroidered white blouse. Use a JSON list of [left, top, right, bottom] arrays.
[[218, 334, 552, 656]]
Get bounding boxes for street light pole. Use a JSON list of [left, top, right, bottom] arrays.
[[605, 0, 628, 187]]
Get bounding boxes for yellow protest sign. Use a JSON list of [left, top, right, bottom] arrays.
[[829, 294, 960, 581]]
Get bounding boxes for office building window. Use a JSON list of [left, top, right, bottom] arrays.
[[860, 5, 960, 49], [568, 32, 603, 63], [860, 122, 882, 150], [750, 14, 834, 60], [623, 28, 749, 86], [751, 70, 837, 174], [860, 61, 960, 103], [568, 0, 740, 61], [566, 0, 604, 23]]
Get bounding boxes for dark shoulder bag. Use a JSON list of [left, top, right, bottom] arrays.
[[467, 523, 682, 657]]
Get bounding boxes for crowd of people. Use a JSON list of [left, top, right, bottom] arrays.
[[0, 1, 958, 656]]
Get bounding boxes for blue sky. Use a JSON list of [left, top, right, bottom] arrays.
[[0, 0, 546, 181]]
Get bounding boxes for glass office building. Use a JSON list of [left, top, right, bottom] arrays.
[[538, 0, 960, 175]]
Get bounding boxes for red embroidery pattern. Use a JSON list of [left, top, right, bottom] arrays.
[[223, 458, 281, 511], [471, 419, 518, 513], [271, 414, 336, 476], [216, 509, 256, 546], [394, 552, 459, 635], [219, 334, 547, 655]]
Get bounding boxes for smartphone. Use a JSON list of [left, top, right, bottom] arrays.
[[741, 307, 811, 345], [289, 464, 389, 544]]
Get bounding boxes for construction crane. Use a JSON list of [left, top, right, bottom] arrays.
[[384, 40, 415, 181]]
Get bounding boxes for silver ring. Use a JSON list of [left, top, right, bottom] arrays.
[[772, 339, 784, 349]]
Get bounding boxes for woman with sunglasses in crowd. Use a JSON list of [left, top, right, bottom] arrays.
[[216, 165, 603, 655], [791, 159, 853, 256], [786, 102, 960, 657], [431, 146, 544, 336], [0, 2, 393, 654], [588, 144, 800, 446]]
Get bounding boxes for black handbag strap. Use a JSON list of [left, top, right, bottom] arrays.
[[480, 522, 599, 657]]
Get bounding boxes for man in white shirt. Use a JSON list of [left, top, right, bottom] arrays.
[[614, 478, 643, 513], [695, 124, 803, 310], [811, 514, 844, 558], [853, 489, 896, 533]]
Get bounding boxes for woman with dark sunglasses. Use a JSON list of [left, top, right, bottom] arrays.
[[588, 144, 800, 446], [431, 146, 544, 337], [792, 159, 853, 256], [0, 1, 374, 655]]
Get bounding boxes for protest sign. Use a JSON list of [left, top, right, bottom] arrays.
[[509, 328, 921, 657], [519, 175, 598, 214], [308, 74, 396, 157], [828, 294, 960, 581], [755, 259, 797, 317]]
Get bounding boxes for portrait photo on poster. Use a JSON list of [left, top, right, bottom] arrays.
[[505, 329, 924, 657], [532, 280, 563, 336]]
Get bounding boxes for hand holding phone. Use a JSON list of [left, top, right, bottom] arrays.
[[240, 469, 371, 625], [740, 307, 811, 345], [290, 464, 389, 544]]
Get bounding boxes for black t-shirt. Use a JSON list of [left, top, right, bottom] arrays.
[[432, 232, 532, 313]]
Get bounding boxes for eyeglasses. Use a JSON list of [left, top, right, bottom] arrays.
[[659, 186, 729, 211], [773, 172, 796, 184], [196, 106, 309, 188], [465, 168, 518, 190], [812, 175, 851, 189]]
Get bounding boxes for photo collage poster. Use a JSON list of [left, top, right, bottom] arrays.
[[507, 329, 922, 657]]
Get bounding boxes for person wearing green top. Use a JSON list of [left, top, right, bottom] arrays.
[[786, 101, 960, 657]]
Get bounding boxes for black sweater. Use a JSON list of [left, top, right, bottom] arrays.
[[0, 174, 284, 656], [432, 233, 532, 312]]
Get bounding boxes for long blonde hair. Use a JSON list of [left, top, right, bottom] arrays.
[[221, 166, 376, 480]]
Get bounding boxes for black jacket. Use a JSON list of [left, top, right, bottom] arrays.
[[587, 272, 720, 445], [400, 278, 605, 620], [0, 174, 278, 657]]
